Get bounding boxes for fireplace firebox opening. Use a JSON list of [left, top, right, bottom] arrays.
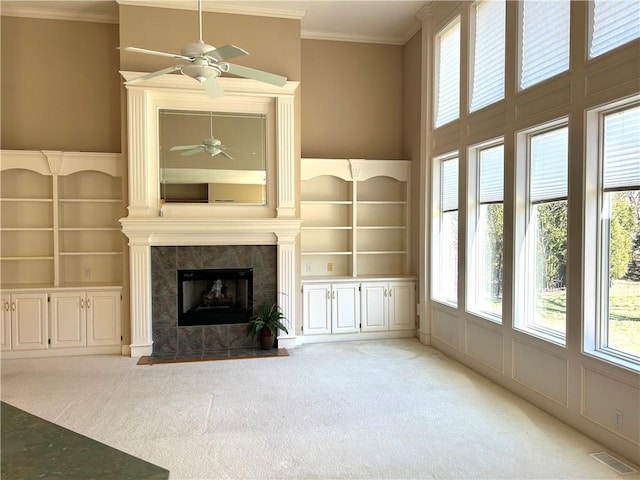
[[177, 268, 253, 326]]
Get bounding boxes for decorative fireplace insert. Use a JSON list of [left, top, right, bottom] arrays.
[[177, 268, 253, 326]]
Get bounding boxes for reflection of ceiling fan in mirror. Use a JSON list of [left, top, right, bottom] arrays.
[[118, 0, 287, 98], [170, 113, 232, 158]]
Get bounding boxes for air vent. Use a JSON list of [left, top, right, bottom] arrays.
[[431, 353, 450, 361], [589, 452, 638, 475]]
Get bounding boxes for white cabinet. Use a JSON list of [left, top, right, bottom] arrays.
[[1, 293, 48, 351], [50, 289, 121, 349], [302, 282, 360, 335], [361, 281, 415, 332]]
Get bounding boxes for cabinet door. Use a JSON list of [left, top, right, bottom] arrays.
[[50, 292, 86, 348], [388, 281, 415, 330], [331, 283, 360, 334], [360, 282, 388, 331], [86, 290, 121, 346], [11, 293, 48, 350], [302, 284, 331, 334], [1, 294, 11, 351]]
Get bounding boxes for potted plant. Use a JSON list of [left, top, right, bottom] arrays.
[[246, 304, 289, 350]]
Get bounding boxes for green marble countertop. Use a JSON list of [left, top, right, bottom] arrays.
[[1, 401, 169, 480]]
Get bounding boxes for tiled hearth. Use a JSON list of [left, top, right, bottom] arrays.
[[151, 245, 277, 356]]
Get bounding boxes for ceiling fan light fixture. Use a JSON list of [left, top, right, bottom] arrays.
[[181, 64, 220, 83]]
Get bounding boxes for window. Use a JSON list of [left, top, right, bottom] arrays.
[[470, 0, 505, 112], [468, 142, 504, 320], [519, 0, 570, 90], [435, 17, 460, 127], [516, 123, 568, 342], [433, 155, 459, 304], [589, 0, 640, 59], [598, 104, 640, 361]]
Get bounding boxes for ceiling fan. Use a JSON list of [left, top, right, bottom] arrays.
[[170, 113, 232, 158], [119, 0, 287, 97]]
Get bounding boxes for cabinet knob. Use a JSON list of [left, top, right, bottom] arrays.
[[86, 299, 91, 309], [389, 289, 392, 297], [11, 302, 16, 311], [4, 301, 9, 312], [332, 291, 335, 300], [327, 291, 331, 300], [80, 299, 84, 309], [384, 289, 388, 297]]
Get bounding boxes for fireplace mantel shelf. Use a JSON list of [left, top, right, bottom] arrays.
[[121, 217, 303, 246]]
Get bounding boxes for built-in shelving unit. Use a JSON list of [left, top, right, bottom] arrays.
[[301, 158, 411, 278], [300, 158, 415, 342], [0, 150, 125, 289], [1, 150, 125, 357]]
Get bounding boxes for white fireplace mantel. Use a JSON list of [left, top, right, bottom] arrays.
[[119, 72, 301, 357]]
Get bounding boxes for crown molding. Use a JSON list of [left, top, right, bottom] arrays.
[[0, 5, 118, 24], [302, 30, 406, 46], [117, 0, 306, 20]]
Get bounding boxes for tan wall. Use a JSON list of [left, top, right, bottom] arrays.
[[402, 30, 423, 277], [119, 5, 300, 81], [301, 39, 404, 159], [0, 17, 121, 152]]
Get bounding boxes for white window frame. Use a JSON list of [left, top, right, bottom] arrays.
[[467, 139, 504, 323], [432, 152, 460, 306], [584, 96, 640, 372], [514, 118, 569, 346], [434, 16, 461, 128]]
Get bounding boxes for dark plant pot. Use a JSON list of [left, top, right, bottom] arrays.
[[260, 329, 275, 350]]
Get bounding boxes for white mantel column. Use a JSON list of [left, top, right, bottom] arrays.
[[276, 95, 296, 219], [276, 232, 298, 348], [128, 239, 153, 357]]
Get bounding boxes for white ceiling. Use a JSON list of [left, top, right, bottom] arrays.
[[0, 0, 428, 44]]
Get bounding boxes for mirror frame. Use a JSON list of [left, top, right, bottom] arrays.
[[121, 71, 299, 220]]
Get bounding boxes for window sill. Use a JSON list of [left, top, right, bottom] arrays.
[[514, 325, 566, 347], [583, 348, 640, 374]]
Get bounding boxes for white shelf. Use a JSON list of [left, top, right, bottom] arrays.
[[59, 199, 122, 203], [0, 198, 53, 202], [0, 150, 124, 289], [301, 158, 411, 278], [1, 256, 54, 261]]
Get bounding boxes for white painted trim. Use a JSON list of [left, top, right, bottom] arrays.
[[117, 0, 306, 20], [0, 5, 118, 24]]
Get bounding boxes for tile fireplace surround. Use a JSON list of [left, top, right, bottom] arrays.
[[151, 245, 277, 355], [119, 73, 301, 357]]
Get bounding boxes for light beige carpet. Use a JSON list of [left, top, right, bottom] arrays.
[[1, 339, 637, 479]]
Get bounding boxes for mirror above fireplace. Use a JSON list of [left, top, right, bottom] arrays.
[[159, 110, 267, 204]]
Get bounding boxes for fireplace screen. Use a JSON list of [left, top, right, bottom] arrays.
[[177, 268, 253, 326]]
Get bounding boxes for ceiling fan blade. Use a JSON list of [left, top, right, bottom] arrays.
[[220, 62, 287, 87], [181, 147, 205, 156], [205, 77, 224, 98], [128, 65, 183, 84], [204, 44, 248, 62], [118, 46, 191, 61], [170, 145, 202, 151], [219, 150, 233, 160]]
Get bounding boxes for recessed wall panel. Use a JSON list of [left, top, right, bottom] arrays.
[[465, 320, 504, 373], [432, 307, 459, 350], [582, 367, 640, 445], [512, 339, 568, 407]]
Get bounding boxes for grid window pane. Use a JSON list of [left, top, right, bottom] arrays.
[[436, 157, 459, 304], [470, 0, 506, 112], [435, 18, 461, 127], [474, 145, 504, 318], [526, 127, 568, 337], [601, 105, 640, 360], [520, 0, 570, 90], [590, 0, 640, 59]]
